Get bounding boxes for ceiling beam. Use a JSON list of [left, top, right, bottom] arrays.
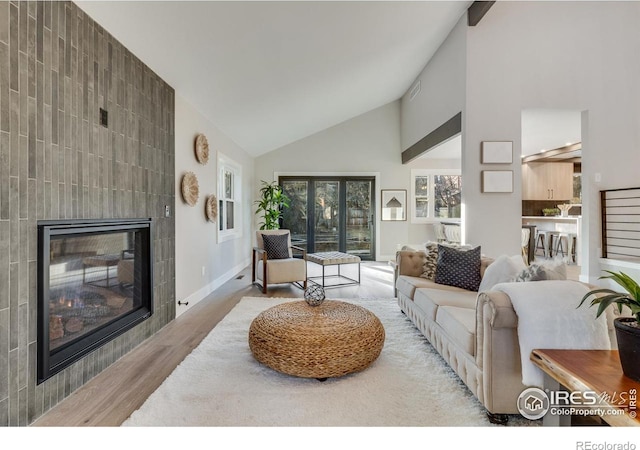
[[401, 112, 462, 164], [468, 1, 495, 26], [522, 142, 582, 163]]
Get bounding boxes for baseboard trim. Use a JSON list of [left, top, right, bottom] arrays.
[[379, 254, 396, 263], [176, 258, 251, 316]]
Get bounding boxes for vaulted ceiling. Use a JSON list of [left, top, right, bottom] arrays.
[[76, 1, 472, 157]]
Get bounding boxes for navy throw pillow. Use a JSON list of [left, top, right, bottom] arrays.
[[262, 234, 290, 260], [434, 244, 482, 291]]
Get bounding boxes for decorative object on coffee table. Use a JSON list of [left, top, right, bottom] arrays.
[[248, 300, 385, 380], [181, 172, 199, 206], [304, 284, 325, 306], [194, 133, 209, 165], [205, 194, 218, 222]]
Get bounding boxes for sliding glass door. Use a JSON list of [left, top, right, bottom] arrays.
[[280, 176, 375, 260]]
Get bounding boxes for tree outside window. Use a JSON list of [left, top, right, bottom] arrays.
[[414, 175, 429, 218], [411, 170, 461, 223], [434, 175, 461, 219]]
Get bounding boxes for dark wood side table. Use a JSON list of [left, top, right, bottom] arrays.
[[531, 349, 640, 427]]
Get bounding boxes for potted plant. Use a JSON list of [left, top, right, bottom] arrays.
[[254, 180, 290, 230], [542, 208, 560, 217], [579, 270, 640, 382]]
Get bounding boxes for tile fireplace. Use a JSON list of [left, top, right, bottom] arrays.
[[37, 219, 154, 384]]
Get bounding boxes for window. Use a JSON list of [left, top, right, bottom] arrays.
[[410, 169, 461, 223], [218, 155, 242, 241]]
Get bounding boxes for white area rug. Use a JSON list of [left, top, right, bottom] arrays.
[[122, 296, 537, 427]]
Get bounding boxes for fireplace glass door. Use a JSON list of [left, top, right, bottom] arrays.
[[37, 219, 153, 383]]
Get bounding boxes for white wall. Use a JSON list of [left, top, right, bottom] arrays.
[[400, 15, 467, 151], [255, 101, 454, 261], [398, 1, 640, 283], [462, 1, 640, 280], [175, 94, 254, 316]]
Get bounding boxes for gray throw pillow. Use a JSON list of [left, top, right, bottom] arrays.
[[434, 244, 482, 291], [512, 261, 567, 282], [261, 234, 290, 259]]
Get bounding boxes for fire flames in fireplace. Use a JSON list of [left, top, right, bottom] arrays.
[[48, 286, 132, 350]]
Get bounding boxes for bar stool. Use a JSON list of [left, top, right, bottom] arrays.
[[546, 231, 560, 258], [535, 230, 552, 258], [554, 232, 577, 263]]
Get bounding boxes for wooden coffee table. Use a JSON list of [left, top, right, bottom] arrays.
[[531, 349, 640, 427], [248, 300, 385, 380]]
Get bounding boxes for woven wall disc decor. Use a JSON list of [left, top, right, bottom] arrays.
[[205, 195, 218, 222], [195, 133, 209, 165], [181, 172, 199, 206]]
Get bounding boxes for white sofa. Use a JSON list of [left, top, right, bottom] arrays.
[[394, 248, 617, 424]]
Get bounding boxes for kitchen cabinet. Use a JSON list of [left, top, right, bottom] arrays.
[[522, 162, 573, 201]]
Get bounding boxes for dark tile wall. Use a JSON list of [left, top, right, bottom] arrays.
[[0, 1, 175, 426], [522, 199, 573, 216]]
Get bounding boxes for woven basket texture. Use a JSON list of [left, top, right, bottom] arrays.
[[248, 300, 385, 379]]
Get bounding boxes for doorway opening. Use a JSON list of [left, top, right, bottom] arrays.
[[521, 108, 583, 272], [279, 176, 376, 261]]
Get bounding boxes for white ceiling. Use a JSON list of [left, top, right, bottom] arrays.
[[521, 109, 582, 157], [76, 1, 472, 157]]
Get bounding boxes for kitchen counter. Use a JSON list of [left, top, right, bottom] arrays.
[[522, 215, 581, 221], [522, 215, 580, 233], [522, 216, 581, 264]]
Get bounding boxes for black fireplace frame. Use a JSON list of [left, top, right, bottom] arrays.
[[37, 218, 154, 384]]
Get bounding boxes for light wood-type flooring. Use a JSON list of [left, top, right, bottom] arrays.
[[32, 258, 581, 427], [32, 261, 396, 426]]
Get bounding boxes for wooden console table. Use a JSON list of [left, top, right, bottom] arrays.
[[531, 349, 640, 427]]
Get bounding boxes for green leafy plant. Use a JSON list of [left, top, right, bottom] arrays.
[[542, 208, 560, 216], [578, 271, 640, 323], [254, 180, 290, 230]]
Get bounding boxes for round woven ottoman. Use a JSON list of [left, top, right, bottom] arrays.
[[248, 300, 385, 380]]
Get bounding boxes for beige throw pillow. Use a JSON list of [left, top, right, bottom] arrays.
[[420, 242, 439, 280], [478, 254, 527, 292]]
